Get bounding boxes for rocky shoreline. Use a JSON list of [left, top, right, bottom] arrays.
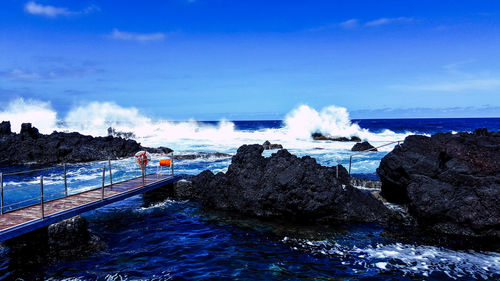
[[377, 129, 500, 239], [173, 144, 398, 225], [2, 123, 499, 263], [171, 129, 499, 241], [0, 121, 172, 166]]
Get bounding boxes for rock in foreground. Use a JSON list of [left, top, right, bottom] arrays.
[[5, 216, 103, 266], [377, 129, 500, 238], [178, 144, 393, 224]]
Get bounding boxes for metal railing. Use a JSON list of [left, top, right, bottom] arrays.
[[0, 154, 175, 217], [348, 140, 403, 175]]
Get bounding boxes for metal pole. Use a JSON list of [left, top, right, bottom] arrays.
[[142, 165, 145, 186], [0, 173, 3, 215], [108, 159, 113, 186], [336, 165, 339, 179], [40, 176, 44, 219], [348, 156, 352, 176], [64, 163, 68, 197], [102, 166, 105, 200], [171, 152, 174, 175]]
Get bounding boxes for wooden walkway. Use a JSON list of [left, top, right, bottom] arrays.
[[0, 173, 182, 242]]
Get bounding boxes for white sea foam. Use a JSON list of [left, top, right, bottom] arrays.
[[0, 98, 410, 156], [0, 98, 57, 134], [283, 238, 500, 279]]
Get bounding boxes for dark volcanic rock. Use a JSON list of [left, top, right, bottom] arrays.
[[0, 121, 172, 165], [352, 141, 377, 152], [0, 121, 11, 135], [47, 216, 103, 259], [171, 152, 231, 160], [20, 123, 40, 140], [377, 129, 500, 238], [144, 146, 174, 154], [262, 140, 283, 150], [107, 126, 136, 139], [183, 144, 393, 224], [5, 216, 103, 267], [312, 132, 361, 142]]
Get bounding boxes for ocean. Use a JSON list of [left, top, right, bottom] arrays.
[[1, 114, 499, 280]]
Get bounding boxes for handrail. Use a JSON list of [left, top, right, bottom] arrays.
[[348, 140, 403, 175], [0, 153, 173, 216], [3, 165, 61, 176]]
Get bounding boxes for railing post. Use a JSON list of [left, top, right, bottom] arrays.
[[1, 173, 3, 215], [171, 152, 174, 175], [336, 165, 339, 179], [102, 166, 105, 200], [348, 156, 352, 176], [40, 175, 44, 219], [142, 165, 145, 186], [64, 163, 68, 197], [108, 159, 113, 186]]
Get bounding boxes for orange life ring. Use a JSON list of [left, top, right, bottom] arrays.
[[134, 151, 151, 167]]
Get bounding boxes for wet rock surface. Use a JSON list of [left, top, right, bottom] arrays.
[[0, 122, 171, 165], [312, 132, 361, 142], [171, 152, 231, 160], [377, 129, 500, 238], [351, 141, 377, 152], [4, 216, 104, 269], [262, 140, 283, 150], [178, 144, 394, 224]]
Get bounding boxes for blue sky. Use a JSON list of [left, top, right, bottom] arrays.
[[0, 0, 499, 120]]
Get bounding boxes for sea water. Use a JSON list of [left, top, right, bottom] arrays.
[[0, 102, 499, 280]]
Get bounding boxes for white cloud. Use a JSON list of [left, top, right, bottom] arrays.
[[109, 29, 166, 42], [365, 17, 413, 27], [24, 1, 99, 18], [2, 69, 42, 79], [25, 1, 72, 17], [339, 19, 359, 29]]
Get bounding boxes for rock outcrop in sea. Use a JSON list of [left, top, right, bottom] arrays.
[[175, 144, 393, 224], [377, 129, 500, 238], [351, 141, 377, 152], [311, 132, 361, 142], [172, 152, 231, 160], [0, 121, 171, 165], [262, 140, 283, 150]]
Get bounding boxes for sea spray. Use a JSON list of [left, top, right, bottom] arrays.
[[0, 98, 409, 152]]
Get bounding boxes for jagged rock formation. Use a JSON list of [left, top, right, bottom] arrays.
[[262, 140, 283, 150], [0, 122, 171, 165], [377, 129, 500, 238], [176, 144, 393, 224], [172, 152, 231, 160], [107, 126, 136, 139], [312, 132, 361, 142], [351, 141, 377, 152]]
